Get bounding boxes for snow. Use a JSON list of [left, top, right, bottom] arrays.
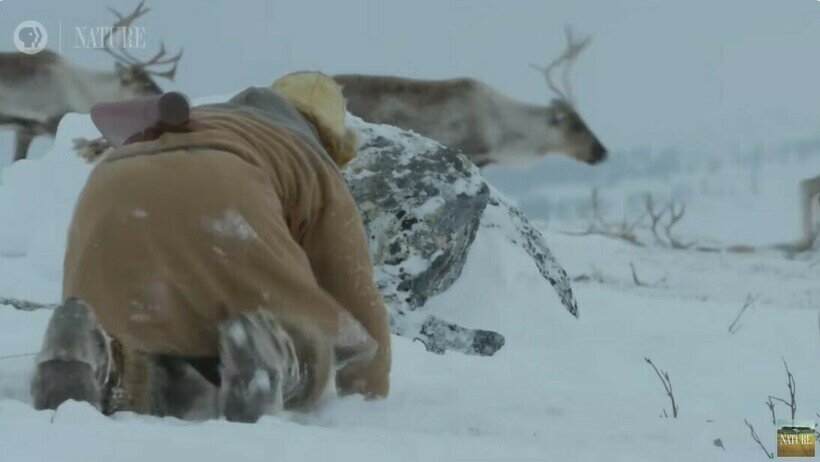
[[131, 209, 149, 219], [0, 104, 818, 461], [205, 209, 258, 241]]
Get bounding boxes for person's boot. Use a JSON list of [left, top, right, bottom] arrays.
[[31, 298, 111, 411], [218, 310, 300, 423]]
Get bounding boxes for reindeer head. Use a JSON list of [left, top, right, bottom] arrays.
[[101, 1, 182, 99], [531, 27, 607, 165]]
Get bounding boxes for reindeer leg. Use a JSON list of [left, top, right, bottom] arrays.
[[415, 315, 505, 356], [149, 355, 217, 419], [486, 193, 579, 318], [13, 128, 35, 162], [387, 304, 505, 357], [31, 299, 111, 411], [799, 175, 820, 246], [777, 175, 820, 254]]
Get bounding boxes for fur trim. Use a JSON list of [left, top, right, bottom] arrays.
[[272, 72, 357, 166]]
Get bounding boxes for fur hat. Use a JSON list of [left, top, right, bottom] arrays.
[[272, 72, 357, 166]]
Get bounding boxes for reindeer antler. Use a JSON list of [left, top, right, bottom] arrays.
[[100, 1, 183, 80], [100, 0, 150, 66], [140, 41, 183, 80], [530, 25, 591, 106]]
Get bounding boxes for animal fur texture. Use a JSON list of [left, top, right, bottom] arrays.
[[343, 116, 579, 357], [335, 74, 606, 167]]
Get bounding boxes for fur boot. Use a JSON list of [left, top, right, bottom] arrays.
[[218, 310, 302, 422], [30, 298, 111, 410]]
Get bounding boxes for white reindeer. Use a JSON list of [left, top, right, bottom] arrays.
[[0, 1, 181, 162], [335, 27, 606, 167]]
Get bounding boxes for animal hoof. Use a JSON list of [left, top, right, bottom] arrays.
[[31, 359, 101, 410], [472, 330, 505, 356]]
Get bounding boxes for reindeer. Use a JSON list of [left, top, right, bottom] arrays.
[[0, 1, 181, 162], [794, 175, 820, 251], [335, 27, 606, 167]]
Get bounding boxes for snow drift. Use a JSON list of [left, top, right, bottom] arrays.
[[1, 95, 818, 462]]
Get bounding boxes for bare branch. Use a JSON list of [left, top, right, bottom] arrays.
[[766, 396, 777, 425], [784, 357, 797, 421], [744, 419, 774, 459], [629, 262, 666, 288], [643, 194, 694, 249], [728, 294, 757, 334], [644, 194, 668, 245], [565, 190, 699, 251], [630, 262, 644, 287], [645, 357, 678, 418], [563, 189, 645, 246], [766, 358, 797, 429], [664, 201, 693, 249]]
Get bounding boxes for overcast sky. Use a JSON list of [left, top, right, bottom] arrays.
[[1, 0, 819, 159]]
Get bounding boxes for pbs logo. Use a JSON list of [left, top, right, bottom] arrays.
[[14, 20, 48, 55]]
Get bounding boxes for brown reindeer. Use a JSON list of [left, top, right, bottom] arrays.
[[335, 27, 606, 167], [0, 1, 181, 162]]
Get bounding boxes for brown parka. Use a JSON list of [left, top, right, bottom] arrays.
[[63, 81, 391, 410]]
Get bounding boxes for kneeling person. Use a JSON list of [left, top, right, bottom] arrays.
[[31, 72, 391, 422]]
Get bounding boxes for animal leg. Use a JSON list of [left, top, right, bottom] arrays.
[[30, 298, 111, 411], [799, 175, 820, 246], [13, 128, 35, 162], [148, 355, 218, 419], [415, 314, 505, 356], [487, 194, 579, 318]]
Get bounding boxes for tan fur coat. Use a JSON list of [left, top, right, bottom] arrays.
[[64, 88, 391, 411]]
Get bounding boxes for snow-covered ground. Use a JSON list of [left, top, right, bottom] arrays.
[[0, 109, 818, 461]]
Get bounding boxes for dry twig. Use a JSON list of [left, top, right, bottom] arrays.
[[644, 357, 678, 418], [563, 189, 645, 246], [728, 294, 757, 334], [767, 358, 797, 421], [629, 262, 667, 288], [630, 262, 644, 287], [564, 190, 697, 250], [644, 193, 692, 249], [744, 419, 774, 459], [766, 396, 777, 425]]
